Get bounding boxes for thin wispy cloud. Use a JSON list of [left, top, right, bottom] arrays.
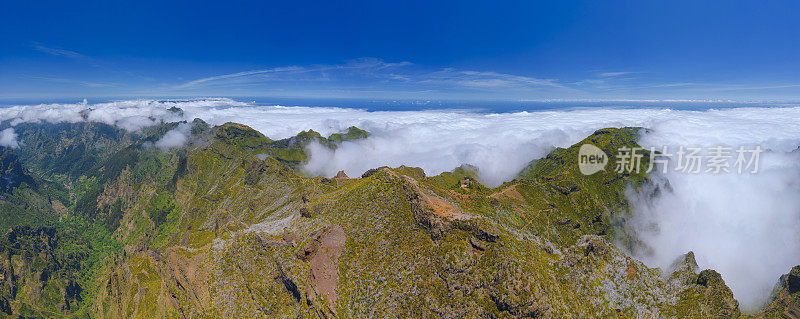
[[26, 42, 154, 84], [622, 82, 800, 91], [176, 69, 280, 89], [597, 71, 638, 77], [705, 83, 800, 91], [644, 82, 699, 88], [11, 47, 800, 101], [568, 76, 800, 100], [29, 76, 116, 88], [175, 59, 411, 89], [32, 43, 87, 59], [175, 58, 566, 98], [427, 69, 563, 88]]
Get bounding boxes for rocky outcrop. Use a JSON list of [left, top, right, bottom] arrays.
[[333, 170, 349, 180], [693, 270, 741, 318], [761, 265, 800, 318]]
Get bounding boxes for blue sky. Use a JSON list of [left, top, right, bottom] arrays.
[[1, 0, 799, 101]]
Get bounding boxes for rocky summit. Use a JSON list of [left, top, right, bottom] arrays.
[[0, 120, 794, 318]]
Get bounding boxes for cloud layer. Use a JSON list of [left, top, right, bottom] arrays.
[[174, 58, 564, 96], [1, 98, 799, 309], [155, 123, 191, 150], [0, 128, 19, 149], [626, 110, 800, 311]]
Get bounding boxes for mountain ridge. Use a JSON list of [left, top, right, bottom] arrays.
[[0, 120, 792, 318]]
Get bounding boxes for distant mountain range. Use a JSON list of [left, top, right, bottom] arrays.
[[0, 114, 796, 318]]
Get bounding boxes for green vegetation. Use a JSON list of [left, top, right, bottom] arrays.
[[147, 193, 175, 228], [103, 199, 124, 232], [261, 125, 371, 166], [0, 121, 788, 318], [327, 126, 369, 143]]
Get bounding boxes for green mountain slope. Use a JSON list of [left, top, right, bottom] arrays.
[[0, 121, 792, 318]]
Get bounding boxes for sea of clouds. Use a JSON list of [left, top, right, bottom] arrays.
[[1, 98, 799, 310]]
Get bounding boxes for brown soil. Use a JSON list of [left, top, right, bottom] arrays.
[[419, 191, 467, 220], [491, 184, 525, 201], [626, 262, 638, 281], [397, 174, 471, 220], [303, 226, 346, 306]]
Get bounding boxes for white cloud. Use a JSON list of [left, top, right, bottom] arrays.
[[155, 123, 191, 150], [626, 155, 800, 311], [175, 58, 413, 89], [434, 69, 563, 89], [174, 59, 563, 94], [0, 98, 246, 131], [623, 110, 800, 311], [0, 128, 19, 149], [176, 69, 277, 89]]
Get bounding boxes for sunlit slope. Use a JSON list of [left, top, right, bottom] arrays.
[[90, 124, 740, 317], [0, 120, 790, 318]]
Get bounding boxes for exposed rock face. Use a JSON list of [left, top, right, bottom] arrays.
[[693, 270, 741, 318], [334, 170, 349, 180], [762, 265, 800, 318], [662, 253, 741, 318], [788, 267, 800, 294], [668, 251, 699, 286]]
